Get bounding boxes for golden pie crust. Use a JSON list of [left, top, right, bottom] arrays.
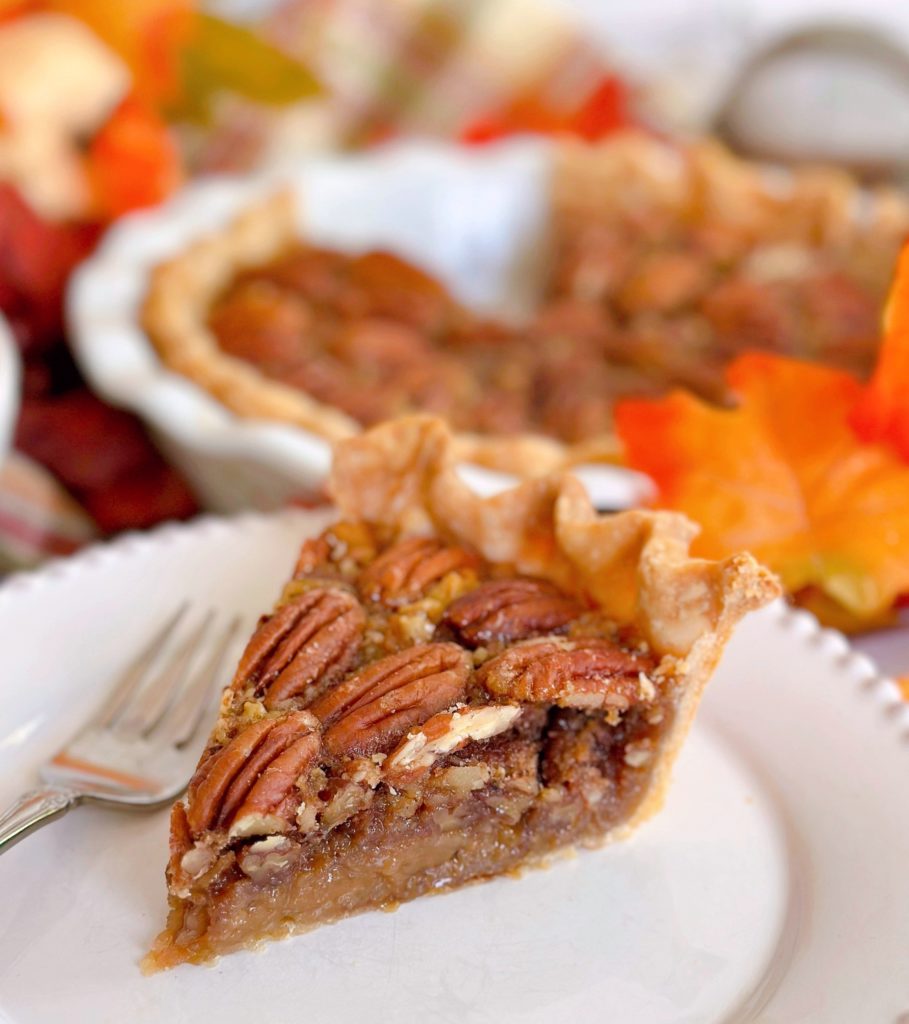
[[145, 415, 779, 970]]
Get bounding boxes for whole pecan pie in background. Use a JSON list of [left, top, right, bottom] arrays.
[[145, 415, 779, 971], [141, 134, 909, 477]]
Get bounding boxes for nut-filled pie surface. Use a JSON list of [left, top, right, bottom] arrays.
[[140, 135, 909, 480], [145, 416, 779, 970]]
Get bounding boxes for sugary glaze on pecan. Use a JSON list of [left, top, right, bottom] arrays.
[[236, 588, 365, 708], [478, 637, 657, 710], [186, 711, 321, 835], [357, 537, 479, 607], [319, 643, 471, 759], [438, 578, 584, 648], [154, 519, 682, 970]]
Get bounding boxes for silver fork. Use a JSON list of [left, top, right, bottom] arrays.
[[0, 606, 240, 854]]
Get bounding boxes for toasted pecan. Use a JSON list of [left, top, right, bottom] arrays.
[[186, 711, 320, 836], [293, 522, 377, 579], [357, 537, 478, 607], [236, 588, 365, 708], [384, 704, 523, 782], [317, 643, 471, 758], [167, 802, 193, 882], [439, 578, 582, 647], [477, 637, 656, 710], [229, 731, 322, 837]]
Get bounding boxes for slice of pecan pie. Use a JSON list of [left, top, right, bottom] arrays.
[[144, 416, 780, 971]]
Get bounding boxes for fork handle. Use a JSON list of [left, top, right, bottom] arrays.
[[0, 786, 79, 855]]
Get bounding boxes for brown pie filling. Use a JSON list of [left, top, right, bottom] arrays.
[[145, 523, 682, 971]]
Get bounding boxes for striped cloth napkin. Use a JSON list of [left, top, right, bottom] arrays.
[[0, 452, 97, 573]]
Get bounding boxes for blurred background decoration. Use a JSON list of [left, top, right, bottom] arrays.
[[0, 0, 637, 570], [0, 0, 908, 655], [0, 0, 319, 566]]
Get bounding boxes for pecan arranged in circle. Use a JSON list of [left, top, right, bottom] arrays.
[[477, 638, 657, 710], [314, 642, 471, 759], [357, 537, 478, 607], [236, 588, 365, 708], [439, 578, 582, 648], [186, 711, 321, 837]]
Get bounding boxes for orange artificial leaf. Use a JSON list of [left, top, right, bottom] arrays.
[[615, 352, 909, 625], [851, 243, 909, 461], [0, 1, 31, 23], [86, 96, 182, 217]]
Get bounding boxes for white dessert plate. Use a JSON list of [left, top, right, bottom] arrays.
[[0, 511, 907, 1024]]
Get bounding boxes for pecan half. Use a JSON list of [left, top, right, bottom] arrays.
[[317, 643, 471, 758], [385, 704, 523, 783], [477, 638, 657, 710], [357, 537, 478, 607], [186, 711, 321, 837], [236, 588, 365, 708], [439, 579, 582, 648]]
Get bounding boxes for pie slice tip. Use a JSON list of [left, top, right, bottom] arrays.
[[144, 414, 780, 972]]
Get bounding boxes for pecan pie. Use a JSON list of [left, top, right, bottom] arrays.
[[142, 135, 909, 475], [144, 415, 780, 970]]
